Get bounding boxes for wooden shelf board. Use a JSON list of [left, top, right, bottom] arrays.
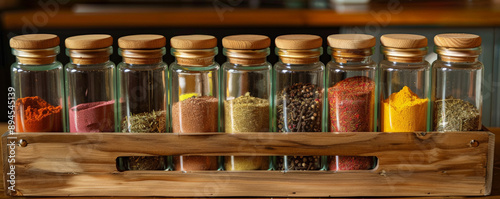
[[3, 6, 500, 29], [0, 124, 497, 198]]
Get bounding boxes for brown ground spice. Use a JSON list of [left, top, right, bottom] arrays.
[[172, 96, 218, 133], [172, 96, 219, 171]]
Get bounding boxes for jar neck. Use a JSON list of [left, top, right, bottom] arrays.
[[67, 46, 112, 65], [223, 48, 269, 66], [435, 46, 481, 63], [382, 46, 427, 63], [119, 48, 166, 65], [329, 47, 373, 64], [12, 46, 59, 65], [276, 47, 322, 65], [172, 47, 218, 67]]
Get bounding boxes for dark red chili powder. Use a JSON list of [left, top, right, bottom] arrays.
[[328, 76, 375, 132], [330, 156, 375, 170], [327, 76, 375, 170]]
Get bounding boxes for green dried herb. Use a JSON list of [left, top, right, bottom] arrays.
[[121, 110, 167, 170], [224, 92, 270, 170], [224, 92, 270, 133], [433, 97, 480, 131], [127, 156, 165, 170], [122, 110, 167, 133]]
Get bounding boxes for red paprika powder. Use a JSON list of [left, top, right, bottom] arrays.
[[328, 76, 375, 132], [328, 76, 375, 170], [15, 96, 63, 132]]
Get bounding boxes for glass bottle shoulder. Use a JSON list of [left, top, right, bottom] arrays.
[[65, 61, 115, 72], [118, 61, 168, 71], [326, 60, 376, 71], [170, 62, 220, 73], [432, 60, 483, 71], [274, 61, 325, 72], [379, 60, 430, 70], [12, 61, 63, 72], [222, 61, 272, 72]]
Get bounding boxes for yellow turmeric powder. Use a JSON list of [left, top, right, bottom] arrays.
[[381, 86, 428, 132]]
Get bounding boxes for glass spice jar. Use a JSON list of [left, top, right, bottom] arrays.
[[222, 35, 272, 171], [380, 34, 430, 133], [326, 34, 377, 171], [170, 35, 219, 171], [431, 33, 483, 131], [117, 34, 168, 170], [274, 34, 324, 171], [10, 34, 65, 132], [65, 34, 116, 133]]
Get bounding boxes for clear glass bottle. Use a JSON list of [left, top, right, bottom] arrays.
[[379, 34, 430, 133], [65, 34, 116, 133], [273, 34, 324, 171], [10, 34, 65, 132], [432, 33, 483, 131], [326, 34, 377, 171], [222, 35, 272, 171], [170, 35, 219, 171], [117, 34, 168, 170]]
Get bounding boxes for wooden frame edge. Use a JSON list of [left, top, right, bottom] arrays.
[[485, 131, 495, 195]]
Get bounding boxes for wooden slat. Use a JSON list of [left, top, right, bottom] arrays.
[[0, 125, 498, 199], [486, 130, 496, 195], [0, 131, 494, 197], [1, 9, 305, 29], [305, 8, 500, 27], [3, 5, 500, 29], [1, 134, 12, 194], [7, 171, 488, 197]]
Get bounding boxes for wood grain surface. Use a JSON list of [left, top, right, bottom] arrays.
[[380, 34, 428, 48], [0, 124, 498, 198], [3, 3, 500, 29], [0, 128, 495, 197]]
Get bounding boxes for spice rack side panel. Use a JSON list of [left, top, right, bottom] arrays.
[[0, 131, 494, 197]]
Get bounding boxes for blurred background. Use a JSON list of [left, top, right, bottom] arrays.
[[0, 0, 499, 127]]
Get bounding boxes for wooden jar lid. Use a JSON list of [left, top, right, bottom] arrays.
[[118, 34, 166, 49], [327, 34, 375, 49], [66, 35, 113, 65], [65, 34, 113, 49], [222, 35, 270, 49], [10, 34, 59, 49], [223, 35, 270, 65], [171, 35, 217, 66], [171, 35, 217, 49], [381, 34, 427, 48], [119, 35, 166, 65], [275, 34, 322, 50], [434, 33, 481, 48]]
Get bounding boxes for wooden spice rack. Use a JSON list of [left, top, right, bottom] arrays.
[[1, 129, 495, 197]]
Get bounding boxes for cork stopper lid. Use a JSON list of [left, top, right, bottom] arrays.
[[434, 33, 481, 48], [65, 34, 113, 49], [275, 34, 322, 50], [222, 35, 270, 49], [327, 34, 375, 49], [10, 34, 59, 49], [381, 34, 427, 48], [171, 35, 217, 49], [118, 34, 166, 49]]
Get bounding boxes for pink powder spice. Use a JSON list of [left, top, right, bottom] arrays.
[[69, 100, 115, 132]]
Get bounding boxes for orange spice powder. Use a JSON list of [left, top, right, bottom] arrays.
[[15, 96, 63, 132]]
